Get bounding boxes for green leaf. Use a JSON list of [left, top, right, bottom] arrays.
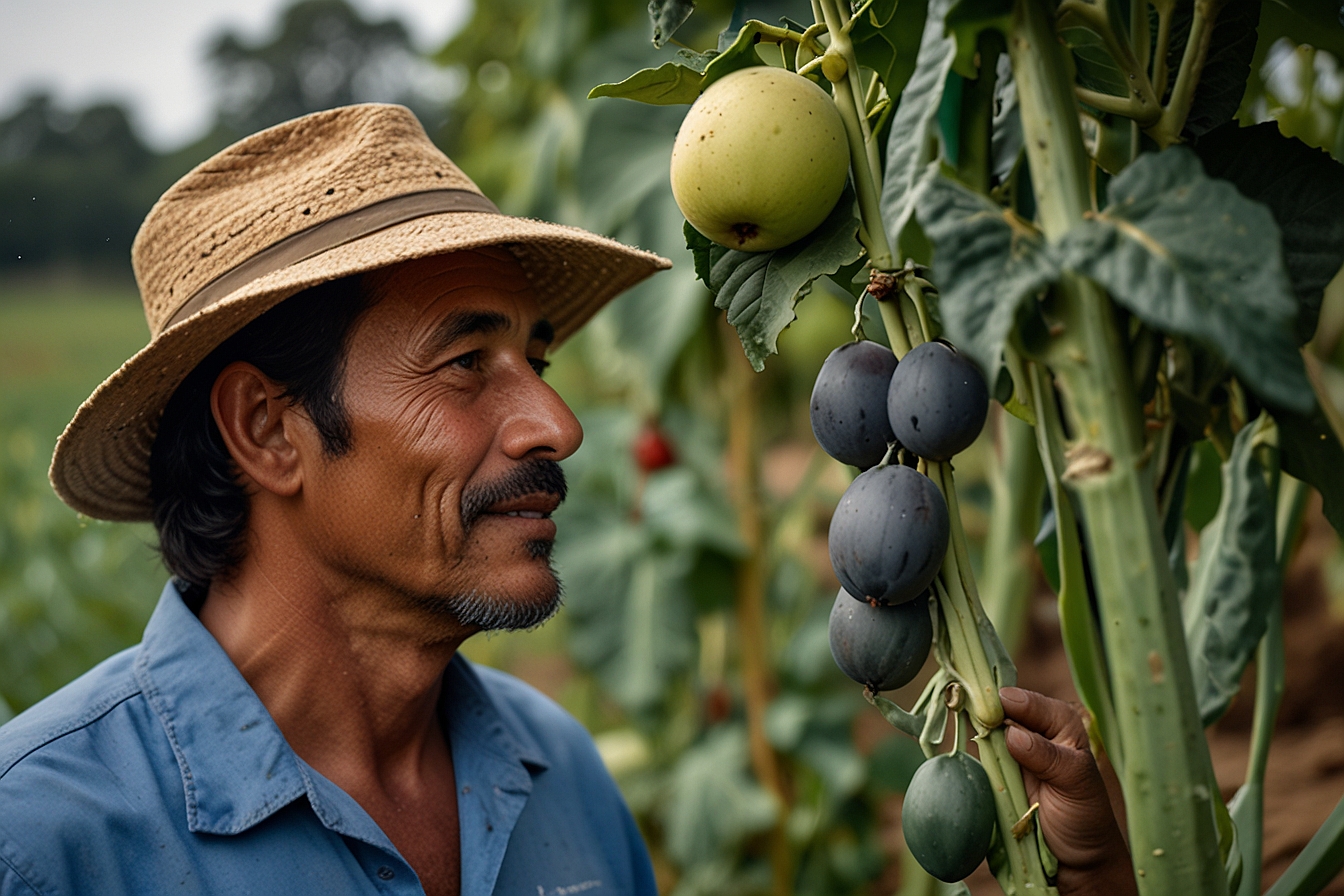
[[1162, 0, 1260, 138], [1057, 147, 1313, 413], [944, 0, 1012, 78], [661, 725, 780, 865], [685, 220, 715, 284], [851, 0, 930, 93], [916, 175, 1059, 377], [588, 61, 705, 104], [1276, 403, 1344, 535], [1195, 121, 1344, 344], [708, 189, 863, 371], [880, 0, 958, 258], [1062, 25, 1129, 98], [650, 0, 696, 49], [702, 20, 767, 89], [1183, 416, 1281, 728]]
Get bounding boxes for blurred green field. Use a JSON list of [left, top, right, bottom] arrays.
[[0, 283, 164, 719]]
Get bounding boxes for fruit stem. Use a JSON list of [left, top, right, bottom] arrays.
[[816, 0, 896, 270], [977, 727, 1056, 891]]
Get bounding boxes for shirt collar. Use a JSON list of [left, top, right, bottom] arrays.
[[133, 580, 548, 838]]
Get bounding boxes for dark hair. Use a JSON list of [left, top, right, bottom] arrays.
[[149, 275, 373, 590]]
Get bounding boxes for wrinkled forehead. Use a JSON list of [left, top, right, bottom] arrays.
[[364, 247, 533, 303]]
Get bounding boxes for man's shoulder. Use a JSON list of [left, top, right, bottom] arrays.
[[0, 645, 144, 779]]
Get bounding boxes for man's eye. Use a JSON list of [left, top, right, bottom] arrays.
[[449, 350, 480, 371], [529, 358, 551, 376]]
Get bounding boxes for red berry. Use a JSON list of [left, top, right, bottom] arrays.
[[633, 425, 675, 472]]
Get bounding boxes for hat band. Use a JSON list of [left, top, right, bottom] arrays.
[[162, 188, 502, 331]]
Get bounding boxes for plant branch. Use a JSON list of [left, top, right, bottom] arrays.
[[1150, 0, 1227, 145], [1151, 0, 1175, 96], [1057, 0, 1162, 126]]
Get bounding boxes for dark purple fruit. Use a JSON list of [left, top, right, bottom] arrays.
[[828, 464, 950, 605], [902, 751, 997, 882], [810, 340, 898, 468], [886, 341, 989, 462], [828, 588, 932, 690]]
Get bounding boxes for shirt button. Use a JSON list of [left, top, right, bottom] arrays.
[[377, 866, 395, 881]]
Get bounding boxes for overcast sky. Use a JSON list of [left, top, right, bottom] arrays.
[[0, 0, 472, 150]]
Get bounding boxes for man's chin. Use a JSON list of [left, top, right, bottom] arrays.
[[424, 569, 564, 633]]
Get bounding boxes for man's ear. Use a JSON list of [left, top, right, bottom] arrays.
[[211, 362, 308, 498]]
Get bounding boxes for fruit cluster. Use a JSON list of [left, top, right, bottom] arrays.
[[814, 337, 989, 690], [813, 335, 995, 882]]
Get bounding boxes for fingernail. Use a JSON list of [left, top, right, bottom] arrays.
[[999, 686, 1025, 705], [1005, 724, 1030, 751]]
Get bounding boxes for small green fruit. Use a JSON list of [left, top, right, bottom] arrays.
[[902, 751, 997, 882], [670, 66, 850, 252]]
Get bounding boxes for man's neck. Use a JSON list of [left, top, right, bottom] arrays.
[[197, 551, 468, 787]]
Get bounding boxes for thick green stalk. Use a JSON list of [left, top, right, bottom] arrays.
[[1008, 0, 1226, 894]]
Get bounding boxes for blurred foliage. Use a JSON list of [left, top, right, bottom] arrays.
[[0, 288, 161, 720]]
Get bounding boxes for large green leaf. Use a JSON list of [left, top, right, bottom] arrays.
[[1195, 121, 1344, 344], [916, 175, 1059, 376], [852, 0, 931, 93], [661, 725, 781, 866], [588, 61, 705, 104], [1057, 147, 1313, 413], [1162, 0, 1260, 138], [1183, 416, 1281, 727], [698, 190, 863, 370], [880, 0, 957, 259], [650, 0, 697, 48]]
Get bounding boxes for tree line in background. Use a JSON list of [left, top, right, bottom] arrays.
[[0, 0, 450, 279]]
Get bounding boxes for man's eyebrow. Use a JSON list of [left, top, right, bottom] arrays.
[[424, 310, 510, 357], [530, 319, 555, 346]]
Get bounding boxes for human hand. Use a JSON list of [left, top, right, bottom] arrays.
[[998, 686, 1137, 896]]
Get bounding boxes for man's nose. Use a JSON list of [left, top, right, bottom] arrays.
[[499, 373, 584, 462]]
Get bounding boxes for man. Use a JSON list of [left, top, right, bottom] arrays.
[[0, 104, 1132, 896]]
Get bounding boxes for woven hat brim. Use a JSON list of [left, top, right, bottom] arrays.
[[50, 211, 671, 522]]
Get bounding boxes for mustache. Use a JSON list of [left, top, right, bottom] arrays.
[[459, 458, 568, 532]]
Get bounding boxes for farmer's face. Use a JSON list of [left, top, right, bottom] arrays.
[[299, 250, 582, 632]]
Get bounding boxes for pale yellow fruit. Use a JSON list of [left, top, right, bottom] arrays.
[[670, 66, 851, 252]]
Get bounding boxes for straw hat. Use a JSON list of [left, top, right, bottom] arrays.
[[49, 103, 672, 522]]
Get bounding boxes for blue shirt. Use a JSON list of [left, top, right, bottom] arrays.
[[0, 582, 656, 896]]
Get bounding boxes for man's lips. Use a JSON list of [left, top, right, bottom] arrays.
[[483, 493, 562, 519]]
